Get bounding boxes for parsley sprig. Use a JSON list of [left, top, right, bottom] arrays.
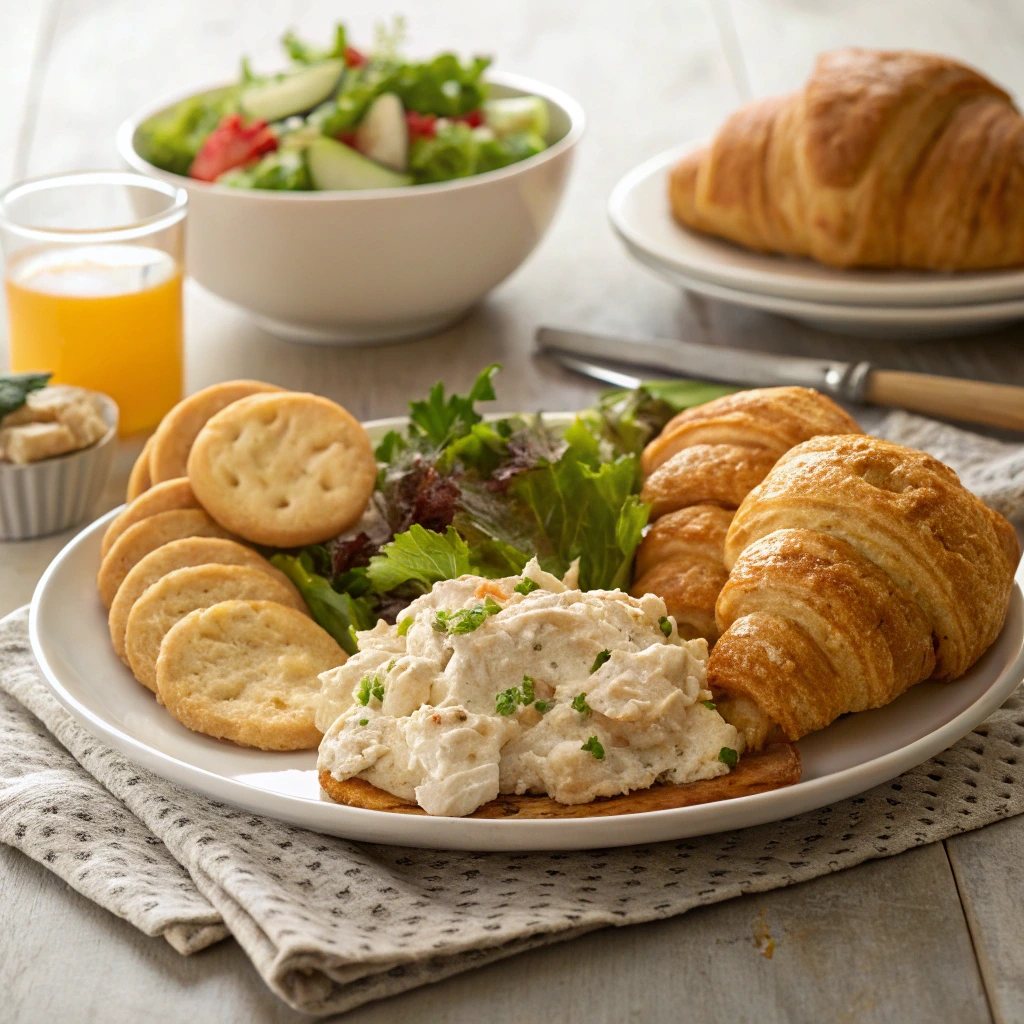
[[433, 596, 502, 635]]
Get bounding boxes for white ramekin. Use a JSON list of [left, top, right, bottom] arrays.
[[0, 394, 119, 540]]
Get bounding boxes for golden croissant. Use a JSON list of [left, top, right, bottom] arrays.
[[631, 387, 861, 640], [670, 48, 1024, 270], [708, 435, 1021, 749]]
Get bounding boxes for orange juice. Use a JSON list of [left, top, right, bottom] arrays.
[[6, 244, 183, 435]]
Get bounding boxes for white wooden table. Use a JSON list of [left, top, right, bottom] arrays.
[[2, 1, 1023, 1021]]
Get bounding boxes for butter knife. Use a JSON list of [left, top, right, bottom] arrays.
[[536, 326, 1024, 432]]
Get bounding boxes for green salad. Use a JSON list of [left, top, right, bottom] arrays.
[[136, 20, 552, 190], [266, 366, 732, 654]]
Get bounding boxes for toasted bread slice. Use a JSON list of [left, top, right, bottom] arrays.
[[318, 743, 801, 818]]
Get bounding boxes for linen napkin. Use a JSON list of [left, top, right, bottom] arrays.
[[1, 410, 1023, 1016]]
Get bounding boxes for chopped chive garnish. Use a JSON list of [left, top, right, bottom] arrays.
[[658, 616, 672, 637], [718, 746, 738, 767], [590, 649, 611, 673], [581, 736, 605, 760], [571, 692, 591, 716], [514, 577, 541, 595], [356, 674, 385, 707], [397, 617, 414, 636], [701, 700, 716, 710]]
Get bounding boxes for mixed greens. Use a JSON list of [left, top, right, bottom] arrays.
[[269, 366, 732, 654], [136, 19, 551, 190]]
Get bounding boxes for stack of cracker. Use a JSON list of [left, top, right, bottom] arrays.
[[97, 380, 377, 751]]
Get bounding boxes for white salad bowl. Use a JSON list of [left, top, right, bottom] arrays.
[[117, 72, 584, 345]]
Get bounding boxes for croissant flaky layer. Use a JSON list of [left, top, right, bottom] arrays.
[[631, 387, 862, 643], [709, 435, 1020, 748], [670, 48, 1024, 270], [711, 528, 937, 742], [631, 505, 733, 642], [641, 386, 862, 476]]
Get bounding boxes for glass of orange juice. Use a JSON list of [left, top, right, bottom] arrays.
[[0, 171, 187, 435]]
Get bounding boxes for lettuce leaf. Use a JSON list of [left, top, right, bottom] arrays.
[[271, 551, 376, 654], [219, 148, 311, 190], [410, 124, 545, 184], [476, 131, 547, 173], [281, 24, 347, 64], [509, 419, 650, 591], [581, 379, 737, 457], [394, 54, 490, 117], [409, 122, 478, 182], [366, 525, 474, 593]]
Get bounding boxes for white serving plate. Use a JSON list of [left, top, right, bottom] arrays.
[[29, 415, 1024, 851], [609, 144, 1024, 316]]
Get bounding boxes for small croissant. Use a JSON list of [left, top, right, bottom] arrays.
[[670, 48, 1024, 270], [631, 387, 861, 641]]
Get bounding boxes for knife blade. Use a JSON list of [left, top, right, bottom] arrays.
[[536, 325, 1024, 432], [536, 326, 873, 402]]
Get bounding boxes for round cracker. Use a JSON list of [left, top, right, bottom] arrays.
[[101, 478, 199, 559], [157, 600, 346, 750], [186, 392, 375, 547], [125, 564, 308, 692], [150, 379, 283, 484], [108, 537, 302, 665], [126, 434, 154, 501], [97, 508, 234, 608]]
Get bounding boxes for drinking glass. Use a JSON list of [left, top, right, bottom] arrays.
[[0, 171, 187, 435]]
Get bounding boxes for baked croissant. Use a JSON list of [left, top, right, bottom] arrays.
[[709, 435, 1021, 749], [631, 387, 862, 640], [670, 48, 1024, 270]]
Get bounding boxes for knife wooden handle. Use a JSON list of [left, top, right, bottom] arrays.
[[864, 370, 1024, 431]]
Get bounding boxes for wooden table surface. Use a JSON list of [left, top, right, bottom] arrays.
[[2, 1, 1023, 1021]]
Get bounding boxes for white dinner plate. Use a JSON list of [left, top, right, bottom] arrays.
[[29, 415, 1024, 851], [609, 143, 1024, 311], [626, 248, 1024, 340]]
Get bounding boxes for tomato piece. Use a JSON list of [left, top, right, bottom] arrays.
[[337, 131, 359, 148], [189, 114, 277, 182], [345, 46, 367, 68], [455, 109, 483, 128], [406, 111, 437, 139]]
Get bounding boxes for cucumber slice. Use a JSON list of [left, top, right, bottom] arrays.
[[354, 93, 409, 172], [241, 60, 344, 123], [483, 96, 550, 139], [306, 136, 413, 190]]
